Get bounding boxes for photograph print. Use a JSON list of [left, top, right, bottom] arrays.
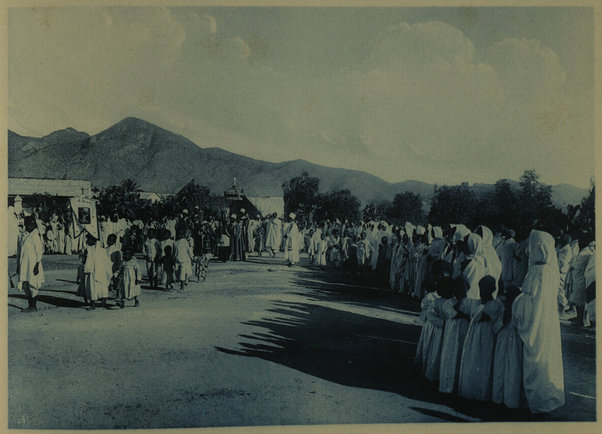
[[5, 3, 597, 430]]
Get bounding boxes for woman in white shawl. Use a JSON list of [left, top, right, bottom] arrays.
[[475, 225, 503, 298], [513, 230, 565, 413], [462, 233, 486, 300]]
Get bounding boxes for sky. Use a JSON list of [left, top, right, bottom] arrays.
[[8, 6, 595, 188]]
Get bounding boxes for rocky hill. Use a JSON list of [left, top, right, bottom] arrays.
[[8, 117, 588, 206]]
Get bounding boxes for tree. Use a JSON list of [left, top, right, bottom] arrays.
[[362, 202, 377, 222], [518, 169, 554, 227], [120, 178, 141, 193], [175, 181, 210, 212], [314, 189, 361, 224], [388, 192, 424, 224], [572, 181, 595, 243], [493, 179, 517, 215], [519, 170, 553, 210], [428, 183, 476, 226], [282, 171, 320, 222]]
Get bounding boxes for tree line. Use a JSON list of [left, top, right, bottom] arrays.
[[283, 170, 595, 242]]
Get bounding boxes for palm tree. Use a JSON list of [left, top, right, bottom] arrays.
[[120, 178, 141, 193]]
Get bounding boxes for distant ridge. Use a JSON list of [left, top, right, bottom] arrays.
[[7, 117, 588, 206]]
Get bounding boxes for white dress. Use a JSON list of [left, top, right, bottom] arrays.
[[415, 292, 439, 366], [438, 297, 478, 394], [492, 304, 525, 408], [84, 244, 112, 301], [423, 297, 447, 382], [458, 298, 504, 401], [514, 230, 565, 413]]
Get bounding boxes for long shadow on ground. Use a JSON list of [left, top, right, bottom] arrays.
[[216, 299, 548, 422], [216, 268, 576, 423], [9, 293, 86, 309]]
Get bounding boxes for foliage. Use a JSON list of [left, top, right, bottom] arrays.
[[120, 178, 141, 193], [519, 169, 554, 220], [428, 183, 477, 226], [282, 170, 320, 223], [388, 192, 425, 225], [570, 181, 595, 244], [28, 193, 71, 222], [314, 189, 361, 224]]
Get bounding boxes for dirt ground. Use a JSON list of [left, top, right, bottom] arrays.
[[5, 253, 597, 429]]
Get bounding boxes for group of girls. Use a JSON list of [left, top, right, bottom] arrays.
[[416, 230, 566, 415]]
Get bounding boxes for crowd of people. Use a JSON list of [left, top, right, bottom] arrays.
[[10, 199, 596, 415]]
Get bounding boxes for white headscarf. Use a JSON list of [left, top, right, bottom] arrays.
[[513, 230, 564, 413], [463, 233, 486, 300], [476, 225, 503, 295]]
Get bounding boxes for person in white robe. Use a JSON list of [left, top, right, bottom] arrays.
[[83, 235, 112, 310], [17, 216, 45, 312], [7, 206, 19, 257], [584, 251, 595, 326], [513, 230, 565, 413], [439, 277, 477, 394], [355, 232, 373, 271], [315, 232, 329, 268], [265, 213, 282, 257], [423, 284, 451, 382], [462, 233, 486, 300], [556, 234, 573, 314], [458, 276, 504, 401], [492, 285, 525, 408], [568, 241, 595, 326], [475, 225, 502, 298], [283, 213, 300, 266], [496, 229, 517, 292], [174, 231, 194, 289], [118, 249, 142, 308]]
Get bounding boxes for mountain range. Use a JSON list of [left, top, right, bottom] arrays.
[[8, 117, 588, 207]]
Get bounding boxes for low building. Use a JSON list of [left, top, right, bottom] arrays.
[[8, 177, 91, 199]]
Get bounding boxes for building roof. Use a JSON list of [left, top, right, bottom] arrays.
[[8, 177, 91, 198]]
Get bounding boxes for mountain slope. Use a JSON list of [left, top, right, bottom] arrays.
[[7, 117, 588, 206]]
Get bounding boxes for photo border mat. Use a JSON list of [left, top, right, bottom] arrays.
[[0, 0, 600, 433]]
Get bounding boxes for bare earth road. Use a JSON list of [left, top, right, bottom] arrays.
[[6, 253, 596, 429]]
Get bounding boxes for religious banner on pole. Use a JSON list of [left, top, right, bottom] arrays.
[[69, 197, 99, 239]]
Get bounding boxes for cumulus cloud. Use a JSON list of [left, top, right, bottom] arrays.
[[7, 9, 593, 188]]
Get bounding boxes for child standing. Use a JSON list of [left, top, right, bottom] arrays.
[[492, 285, 526, 408], [415, 280, 440, 369], [83, 234, 112, 310], [438, 277, 477, 394], [118, 248, 141, 308], [457, 275, 504, 401], [315, 232, 329, 269], [423, 277, 453, 382], [174, 230, 193, 290], [161, 245, 176, 290], [106, 234, 122, 298], [144, 229, 161, 288]]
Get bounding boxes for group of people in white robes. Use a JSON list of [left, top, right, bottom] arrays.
[[416, 230, 566, 414]]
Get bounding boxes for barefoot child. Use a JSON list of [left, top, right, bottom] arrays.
[[458, 275, 504, 401], [118, 248, 141, 308]]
